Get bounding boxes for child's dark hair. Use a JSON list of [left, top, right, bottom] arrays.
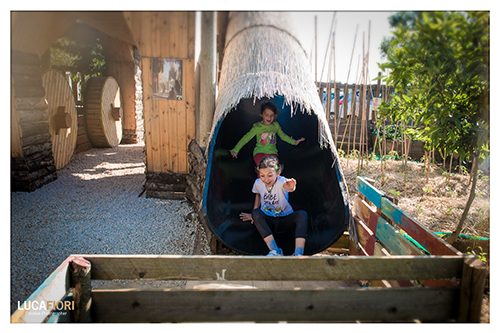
[[258, 156, 283, 173], [260, 101, 281, 116]]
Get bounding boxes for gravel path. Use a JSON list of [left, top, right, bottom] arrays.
[[10, 143, 210, 315]]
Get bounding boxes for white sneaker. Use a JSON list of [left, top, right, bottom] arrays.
[[267, 249, 283, 256]]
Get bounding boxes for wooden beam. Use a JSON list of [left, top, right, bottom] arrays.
[[352, 215, 377, 255], [11, 12, 77, 56], [356, 176, 461, 256], [82, 254, 465, 282], [11, 256, 72, 323], [328, 231, 349, 249], [73, 12, 136, 47], [198, 11, 217, 147], [380, 197, 460, 255], [216, 11, 229, 83], [70, 257, 92, 322], [376, 217, 422, 255], [354, 194, 422, 256], [91, 287, 459, 323], [458, 257, 488, 322]]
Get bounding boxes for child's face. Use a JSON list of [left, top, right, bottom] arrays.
[[261, 108, 275, 126], [259, 167, 280, 187]]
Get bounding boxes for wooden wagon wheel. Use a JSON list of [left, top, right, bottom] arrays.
[[41, 69, 78, 170], [85, 76, 123, 148]]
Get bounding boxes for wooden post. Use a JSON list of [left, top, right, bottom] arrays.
[[357, 83, 365, 172], [216, 12, 229, 83], [332, 30, 337, 132], [70, 257, 92, 323], [198, 11, 217, 148], [375, 72, 381, 101], [337, 83, 349, 151], [334, 87, 340, 131], [325, 40, 333, 120], [449, 153, 454, 177], [350, 56, 360, 155], [458, 256, 487, 322], [378, 121, 384, 181], [314, 16, 318, 86], [425, 150, 430, 183]]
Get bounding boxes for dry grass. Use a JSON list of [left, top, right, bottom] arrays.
[[341, 156, 490, 238]]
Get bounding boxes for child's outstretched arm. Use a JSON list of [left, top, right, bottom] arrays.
[[276, 123, 305, 146], [239, 193, 261, 223], [294, 137, 305, 145], [230, 125, 258, 158], [283, 178, 297, 192]]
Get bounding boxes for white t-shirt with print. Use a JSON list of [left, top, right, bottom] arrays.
[[252, 175, 294, 217]]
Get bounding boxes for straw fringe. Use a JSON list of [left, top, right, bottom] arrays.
[[209, 12, 334, 151]]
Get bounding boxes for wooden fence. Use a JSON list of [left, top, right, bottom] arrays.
[[11, 253, 485, 323], [317, 81, 394, 156]]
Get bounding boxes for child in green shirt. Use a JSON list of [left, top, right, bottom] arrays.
[[229, 102, 305, 167]]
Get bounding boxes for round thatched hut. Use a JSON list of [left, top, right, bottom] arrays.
[[203, 12, 351, 255]]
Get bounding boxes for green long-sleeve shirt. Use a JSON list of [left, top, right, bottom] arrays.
[[232, 121, 297, 156]]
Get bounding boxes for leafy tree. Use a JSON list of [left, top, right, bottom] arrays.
[[379, 11, 423, 59], [378, 11, 489, 244], [49, 25, 107, 101]]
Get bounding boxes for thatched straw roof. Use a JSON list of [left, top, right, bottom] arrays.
[[209, 11, 334, 150]]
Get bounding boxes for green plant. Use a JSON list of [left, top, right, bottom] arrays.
[[367, 152, 377, 161], [475, 208, 487, 223], [349, 149, 360, 160], [459, 165, 469, 177], [466, 245, 488, 266], [378, 11, 490, 245], [422, 186, 432, 194], [338, 149, 346, 159], [444, 186, 457, 198], [389, 189, 401, 197], [372, 123, 404, 142], [388, 150, 399, 160], [50, 33, 107, 102], [446, 207, 454, 215]]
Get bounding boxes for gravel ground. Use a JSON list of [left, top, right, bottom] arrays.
[[10, 143, 210, 315]]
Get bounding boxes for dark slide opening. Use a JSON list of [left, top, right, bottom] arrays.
[[203, 96, 349, 255]]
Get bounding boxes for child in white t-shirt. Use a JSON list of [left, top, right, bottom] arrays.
[[239, 156, 308, 256]]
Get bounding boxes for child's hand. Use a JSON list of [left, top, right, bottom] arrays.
[[294, 137, 305, 145], [239, 212, 253, 223], [284, 178, 297, 192], [229, 150, 238, 158]]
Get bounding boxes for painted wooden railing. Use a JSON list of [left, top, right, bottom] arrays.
[[353, 176, 460, 256]]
